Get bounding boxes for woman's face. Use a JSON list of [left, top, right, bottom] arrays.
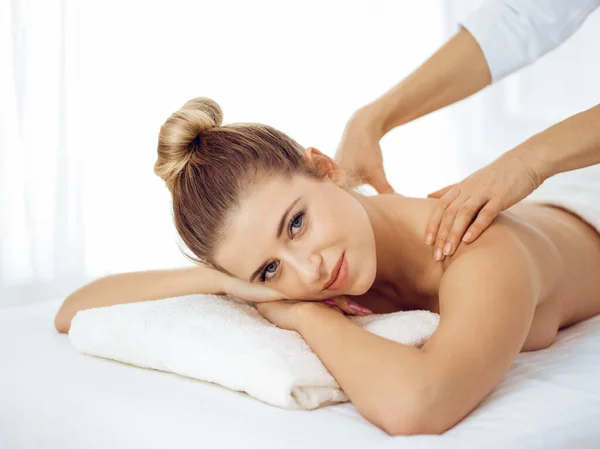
[[213, 173, 378, 301]]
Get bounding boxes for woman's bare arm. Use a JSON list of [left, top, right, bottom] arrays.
[[412, 227, 542, 434], [54, 265, 226, 334], [295, 224, 541, 436]]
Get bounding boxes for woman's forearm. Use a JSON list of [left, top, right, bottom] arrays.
[[54, 265, 226, 333], [512, 103, 600, 181], [295, 303, 427, 435], [365, 27, 491, 138]]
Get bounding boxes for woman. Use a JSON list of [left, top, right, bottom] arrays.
[[54, 97, 600, 436]]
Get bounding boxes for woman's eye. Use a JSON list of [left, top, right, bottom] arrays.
[[289, 211, 304, 236], [259, 210, 305, 283], [261, 261, 279, 282]]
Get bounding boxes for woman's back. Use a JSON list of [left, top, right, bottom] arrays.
[[365, 194, 600, 336], [502, 202, 600, 327]]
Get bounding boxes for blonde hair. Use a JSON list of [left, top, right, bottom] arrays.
[[155, 97, 334, 270]]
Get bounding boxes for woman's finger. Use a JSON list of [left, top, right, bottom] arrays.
[[462, 201, 503, 243], [323, 297, 372, 315], [427, 183, 456, 199], [442, 197, 486, 256], [322, 300, 344, 315], [425, 186, 461, 246], [323, 299, 359, 315], [330, 304, 344, 314]]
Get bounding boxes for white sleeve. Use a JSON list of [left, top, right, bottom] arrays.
[[460, 0, 600, 83]]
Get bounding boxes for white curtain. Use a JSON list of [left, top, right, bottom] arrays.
[[0, 0, 89, 306]]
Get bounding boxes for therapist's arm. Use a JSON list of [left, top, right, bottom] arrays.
[[424, 101, 600, 260], [366, 27, 492, 138], [365, 0, 600, 138], [514, 102, 600, 180]]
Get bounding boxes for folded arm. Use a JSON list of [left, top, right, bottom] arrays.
[[413, 230, 541, 434], [53, 266, 224, 334], [296, 227, 541, 435]]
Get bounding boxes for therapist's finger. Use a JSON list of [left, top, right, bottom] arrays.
[[433, 197, 464, 261], [425, 186, 461, 246], [462, 201, 502, 243], [441, 197, 485, 256], [427, 183, 456, 199]]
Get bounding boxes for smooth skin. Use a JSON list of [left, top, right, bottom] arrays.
[[335, 26, 600, 262]]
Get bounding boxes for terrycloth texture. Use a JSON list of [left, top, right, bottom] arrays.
[[68, 294, 439, 410], [521, 164, 600, 234]]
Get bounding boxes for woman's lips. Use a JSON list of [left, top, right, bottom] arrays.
[[323, 252, 348, 292]]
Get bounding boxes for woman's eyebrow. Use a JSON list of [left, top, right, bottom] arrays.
[[248, 196, 302, 282]]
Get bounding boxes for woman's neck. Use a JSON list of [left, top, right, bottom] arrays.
[[351, 191, 439, 298]]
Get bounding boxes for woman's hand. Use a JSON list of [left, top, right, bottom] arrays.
[[335, 107, 396, 194], [254, 300, 313, 331], [424, 151, 545, 260], [255, 295, 372, 332], [222, 274, 287, 303], [320, 295, 373, 316]]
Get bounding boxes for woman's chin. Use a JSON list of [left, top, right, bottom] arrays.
[[357, 276, 376, 296]]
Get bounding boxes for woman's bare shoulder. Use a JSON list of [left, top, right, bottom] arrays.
[[368, 194, 439, 231], [370, 194, 564, 305], [439, 206, 567, 308], [370, 194, 522, 253]]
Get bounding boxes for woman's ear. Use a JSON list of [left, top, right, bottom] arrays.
[[304, 147, 346, 186]]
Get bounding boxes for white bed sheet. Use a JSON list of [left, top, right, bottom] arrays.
[[1, 298, 599, 449]]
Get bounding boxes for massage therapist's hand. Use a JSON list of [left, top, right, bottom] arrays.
[[335, 107, 396, 194], [425, 151, 545, 260], [255, 296, 373, 332]]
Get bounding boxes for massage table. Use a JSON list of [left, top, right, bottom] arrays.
[[1, 298, 599, 448]]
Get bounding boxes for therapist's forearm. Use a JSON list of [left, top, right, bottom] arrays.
[[365, 27, 491, 138], [295, 303, 427, 435], [511, 103, 600, 181]]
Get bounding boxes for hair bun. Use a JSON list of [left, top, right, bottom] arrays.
[[154, 97, 223, 189]]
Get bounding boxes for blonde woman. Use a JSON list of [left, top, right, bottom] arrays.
[[54, 97, 600, 436]]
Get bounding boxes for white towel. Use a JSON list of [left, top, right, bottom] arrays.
[[68, 294, 439, 410], [520, 165, 600, 234]]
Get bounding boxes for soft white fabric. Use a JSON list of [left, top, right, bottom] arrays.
[[460, 0, 600, 83], [67, 294, 439, 410], [2, 299, 600, 449], [520, 164, 600, 233]]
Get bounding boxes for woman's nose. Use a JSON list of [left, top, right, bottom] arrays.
[[283, 249, 322, 285]]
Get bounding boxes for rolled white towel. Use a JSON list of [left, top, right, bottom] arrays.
[[68, 294, 439, 410]]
